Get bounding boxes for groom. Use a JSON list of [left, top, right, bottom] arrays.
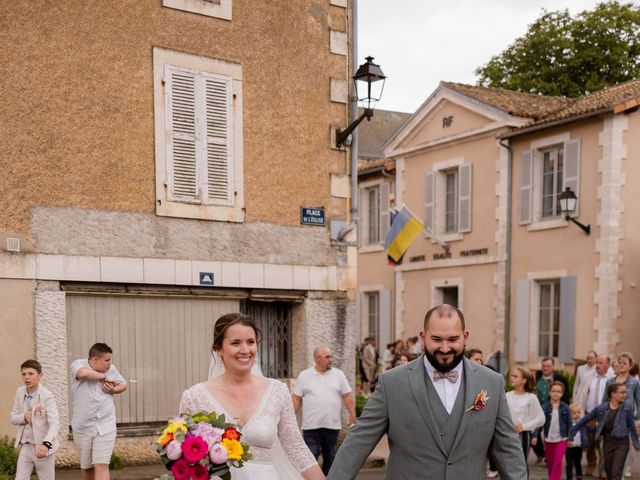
[[328, 304, 526, 480]]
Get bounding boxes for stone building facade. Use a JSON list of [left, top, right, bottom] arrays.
[[359, 80, 640, 371], [0, 0, 357, 465]]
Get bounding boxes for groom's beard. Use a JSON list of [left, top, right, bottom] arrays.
[[425, 348, 465, 373]]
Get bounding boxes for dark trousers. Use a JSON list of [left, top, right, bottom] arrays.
[[565, 446, 583, 480], [519, 431, 531, 477], [303, 428, 339, 475], [532, 430, 545, 459], [585, 420, 605, 476], [603, 436, 629, 480]]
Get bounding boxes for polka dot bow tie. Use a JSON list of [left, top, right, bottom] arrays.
[[433, 370, 459, 383]]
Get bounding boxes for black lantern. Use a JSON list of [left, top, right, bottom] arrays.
[[558, 187, 590, 235], [335, 56, 386, 148], [353, 56, 386, 112]]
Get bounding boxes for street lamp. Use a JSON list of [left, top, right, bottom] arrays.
[[558, 187, 590, 235], [335, 56, 386, 148]]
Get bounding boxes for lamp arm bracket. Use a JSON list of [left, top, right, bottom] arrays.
[[566, 215, 591, 235], [335, 109, 373, 148]]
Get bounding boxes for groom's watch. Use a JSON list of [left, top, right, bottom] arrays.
[[42, 441, 52, 450]]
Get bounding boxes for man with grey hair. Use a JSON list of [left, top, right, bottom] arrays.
[[575, 353, 614, 477], [292, 346, 356, 475]]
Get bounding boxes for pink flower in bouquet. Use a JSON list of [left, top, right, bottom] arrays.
[[181, 436, 208, 463], [170, 458, 190, 480], [193, 422, 224, 446], [190, 463, 209, 480], [209, 442, 229, 464], [166, 440, 182, 461]]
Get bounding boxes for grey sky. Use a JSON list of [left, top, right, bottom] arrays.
[[357, 0, 624, 113]]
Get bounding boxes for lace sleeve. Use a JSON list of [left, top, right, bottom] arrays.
[[274, 381, 317, 473], [179, 388, 195, 415]]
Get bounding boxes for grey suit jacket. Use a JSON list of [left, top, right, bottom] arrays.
[[328, 356, 527, 480]]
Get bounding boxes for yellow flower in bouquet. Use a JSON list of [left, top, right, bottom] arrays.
[[221, 438, 244, 461], [165, 419, 187, 434]]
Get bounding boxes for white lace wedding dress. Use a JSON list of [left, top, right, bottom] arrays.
[[179, 379, 316, 479]]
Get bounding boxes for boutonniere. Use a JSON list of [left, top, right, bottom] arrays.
[[465, 389, 489, 412]]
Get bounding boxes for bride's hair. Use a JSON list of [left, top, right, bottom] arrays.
[[212, 312, 263, 352]]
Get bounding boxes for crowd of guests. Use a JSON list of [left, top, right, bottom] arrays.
[[356, 335, 424, 392], [502, 352, 640, 480]]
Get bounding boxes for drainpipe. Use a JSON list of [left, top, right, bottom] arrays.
[[336, 0, 359, 242], [499, 138, 512, 374]]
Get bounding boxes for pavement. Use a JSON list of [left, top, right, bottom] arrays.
[[52, 436, 640, 479]]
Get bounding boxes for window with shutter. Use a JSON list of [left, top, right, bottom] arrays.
[[166, 67, 232, 206], [154, 48, 243, 222], [458, 164, 472, 233], [379, 182, 390, 243], [425, 161, 472, 237], [424, 171, 435, 236], [205, 76, 233, 204], [519, 150, 533, 225], [522, 134, 581, 229], [167, 69, 197, 200], [563, 139, 581, 217]]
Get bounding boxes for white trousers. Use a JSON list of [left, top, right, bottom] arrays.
[[16, 443, 56, 480]]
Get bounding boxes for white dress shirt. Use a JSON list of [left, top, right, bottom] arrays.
[[70, 359, 126, 436], [573, 363, 595, 402], [586, 374, 608, 413], [424, 357, 464, 414]]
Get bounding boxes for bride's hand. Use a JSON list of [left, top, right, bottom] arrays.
[[302, 464, 325, 480]]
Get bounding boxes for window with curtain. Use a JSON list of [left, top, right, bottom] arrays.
[[541, 146, 564, 218], [367, 292, 379, 345], [367, 187, 380, 244], [445, 170, 459, 233], [539, 281, 560, 357]]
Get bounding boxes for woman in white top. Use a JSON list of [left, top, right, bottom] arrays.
[[506, 366, 545, 474]]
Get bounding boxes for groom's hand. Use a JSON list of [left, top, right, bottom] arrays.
[[531, 437, 537, 446]]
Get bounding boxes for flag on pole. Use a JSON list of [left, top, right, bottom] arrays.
[[384, 206, 424, 263]]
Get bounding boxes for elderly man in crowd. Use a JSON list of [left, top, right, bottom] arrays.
[[575, 353, 615, 478]]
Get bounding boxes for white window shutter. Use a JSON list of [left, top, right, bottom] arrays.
[[519, 150, 533, 225], [514, 279, 530, 362], [424, 171, 435, 237], [458, 164, 472, 233], [204, 74, 233, 205], [359, 189, 368, 245], [166, 67, 197, 199], [563, 139, 581, 217], [379, 183, 390, 244], [379, 289, 391, 356], [558, 276, 577, 364]]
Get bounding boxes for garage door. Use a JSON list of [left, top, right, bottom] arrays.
[[66, 294, 239, 425]]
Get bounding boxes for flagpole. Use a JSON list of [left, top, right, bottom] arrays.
[[399, 204, 449, 252]]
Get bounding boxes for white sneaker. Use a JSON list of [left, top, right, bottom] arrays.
[[487, 470, 499, 478]]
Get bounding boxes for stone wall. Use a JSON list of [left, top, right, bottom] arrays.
[[31, 207, 339, 266]]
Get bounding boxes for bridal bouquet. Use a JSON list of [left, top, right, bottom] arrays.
[[155, 411, 251, 480]]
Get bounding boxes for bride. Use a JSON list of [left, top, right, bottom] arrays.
[[179, 313, 325, 480]]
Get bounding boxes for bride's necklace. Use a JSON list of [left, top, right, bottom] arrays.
[[223, 378, 252, 408]]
